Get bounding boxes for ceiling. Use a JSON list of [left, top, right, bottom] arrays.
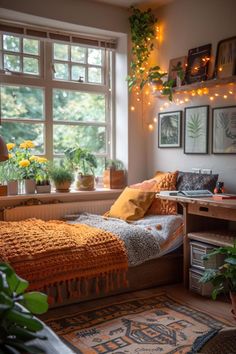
[[92, 0, 175, 9]]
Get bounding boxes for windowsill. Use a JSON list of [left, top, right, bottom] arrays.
[[0, 188, 123, 205]]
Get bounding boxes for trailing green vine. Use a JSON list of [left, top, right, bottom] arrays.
[[127, 7, 174, 101]]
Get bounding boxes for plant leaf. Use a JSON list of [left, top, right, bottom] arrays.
[[6, 309, 44, 332], [20, 292, 48, 315]]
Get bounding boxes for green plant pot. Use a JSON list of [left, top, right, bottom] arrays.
[[77, 174, 95, 191]]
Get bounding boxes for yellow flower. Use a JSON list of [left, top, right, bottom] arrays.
[[8, 153, 13, 159], [20, 140, 35, 149], [37, 157, 48, 163], [7, 143, 16, 151], [19, 159, 30, 168], [29, 155, 39, 162]]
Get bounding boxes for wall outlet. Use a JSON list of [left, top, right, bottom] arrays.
[[192, 168, 201, 173], [201, 169, 212, 174]]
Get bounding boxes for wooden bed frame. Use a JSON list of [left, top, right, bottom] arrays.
[[46, 248, 183, 307]]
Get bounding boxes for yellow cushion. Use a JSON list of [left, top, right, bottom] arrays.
[[108, 187, 155, 221]]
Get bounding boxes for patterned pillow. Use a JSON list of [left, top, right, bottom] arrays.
[[176, 172, 218, 192], [131, 171, 178, 215]]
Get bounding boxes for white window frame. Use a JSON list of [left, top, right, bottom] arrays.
[[0, 32, 114, 173]]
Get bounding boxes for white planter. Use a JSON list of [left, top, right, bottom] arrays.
[[24, 179, 36, 194], [7, 180, 18, 195]]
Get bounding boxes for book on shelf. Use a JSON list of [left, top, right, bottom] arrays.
[[212, 194, 236, 200]]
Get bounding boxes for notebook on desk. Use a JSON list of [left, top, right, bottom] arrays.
[[177, 190, 213, 198]]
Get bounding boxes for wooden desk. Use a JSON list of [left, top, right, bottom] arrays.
[[157, 195, 236, 288]]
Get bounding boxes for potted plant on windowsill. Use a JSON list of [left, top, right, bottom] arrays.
[[200, 242, 236, 319], [0, 262, 48, 354], [6, 142, 19, 195], [103, 158, 126, 189], [65, 146, 97, 191], [49, 163, 74, 193], [35, 158, 51, 193]]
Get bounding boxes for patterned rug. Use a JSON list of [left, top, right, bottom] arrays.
[[45, 293, 230, 354]]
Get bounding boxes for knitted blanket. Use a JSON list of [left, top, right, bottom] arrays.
[[0, 219, 128, 303]]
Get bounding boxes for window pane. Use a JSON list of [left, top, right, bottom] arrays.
[[1, 86, 44, 119], [54, 63, 69, 80], [95, 157, 105, 176], [53, 43, 69, 61], [4, 54, 20, 72], [3, 35, 20, 52], [23, 57, 39, 75], [88, 67, 102, 83], [71, 46, 86, 63], [1, 122, 44, 153], [88, 48, 102, 65], [53, 125, 106, 154], [53, 89, 105, 122], [23, 38, 39, 55], [71, 65, 85, 81]]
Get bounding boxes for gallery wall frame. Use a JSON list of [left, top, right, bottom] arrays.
[[212, 105, 236, 154], [158, 111, 182, 148], [184, 105, 209, 155], [214, 36, 236, 79]]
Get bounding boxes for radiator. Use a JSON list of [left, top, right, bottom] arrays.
[[3, 199, 114, 221]]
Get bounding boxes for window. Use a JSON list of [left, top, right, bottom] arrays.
[[0, 28, 114, 175]]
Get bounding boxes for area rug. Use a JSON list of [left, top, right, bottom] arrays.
[[45, 292, 230, 354]]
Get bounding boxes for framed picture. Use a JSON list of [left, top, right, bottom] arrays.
[[168, 56, 187, 87], [212, 106, 236, 154], [214, 37, 236, 79], [184, 105, 209, 154], [158, 111, 182, 148], [185, 44, 211, 84]]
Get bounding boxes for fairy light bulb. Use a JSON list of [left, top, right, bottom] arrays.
[[153, 117, 157, 123], [148, 123, 154, 131], [185, 98, 189, 102], [130, 106, 135, 111], [229, 90, 233, 95], [214, 93, 219, 97], [160, 107, 164, 111], [209, 96, 214, 101], [223, 95, 228, 99]]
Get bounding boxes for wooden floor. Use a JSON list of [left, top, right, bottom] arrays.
[[43, 283, 235, 326]]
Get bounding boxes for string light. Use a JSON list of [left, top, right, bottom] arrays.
[[209, 96, 214, 101], [148, 123, 154, 131], [130, 106, 135, 111], [223, 95, 228, 99], [153, 117, 157, 123]]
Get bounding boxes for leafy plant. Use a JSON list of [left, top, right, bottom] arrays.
[[65, 146, 97, 176], [127, 7, 175, 101], [171, 61, 185, 82], [200, 242, 236, 300], [187, 114, 203, 139], [49, 164, 74, 184], [0, 262, 48, 354], [105, 159, 124, 170]]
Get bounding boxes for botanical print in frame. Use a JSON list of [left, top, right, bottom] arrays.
[[158, 111, 182, 148], [184, 106, 209, 154], [214, 36, 236, 79], [168, 56, 187, 87], [212, 106, 236, 154]]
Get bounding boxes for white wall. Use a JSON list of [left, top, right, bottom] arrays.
[[147, 0, 236, 192]]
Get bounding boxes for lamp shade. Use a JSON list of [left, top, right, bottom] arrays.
[[0, 135, 9, 161]]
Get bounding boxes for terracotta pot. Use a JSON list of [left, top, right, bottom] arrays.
[[230, 291, 236, 316], [55, 181, 71, 193], [7, 180, 18, 195], [77, 174, 95, 191], [0, 185, 8, 196], [103, 169, 126, 189], [24, 179, 36, 194]]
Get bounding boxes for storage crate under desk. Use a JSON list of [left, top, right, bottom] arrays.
[[189, 268, 213, 296], [190, 241, 225, 270], [188, 230, 236, 247]]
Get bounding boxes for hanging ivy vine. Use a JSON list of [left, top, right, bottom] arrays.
[[127, 7, 174, 101]]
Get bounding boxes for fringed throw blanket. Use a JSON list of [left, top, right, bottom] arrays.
[[0, 219, 128, 303]]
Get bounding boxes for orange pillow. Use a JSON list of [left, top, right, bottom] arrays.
[[108, 187, 155, 221], [131, 171, 178, 215]]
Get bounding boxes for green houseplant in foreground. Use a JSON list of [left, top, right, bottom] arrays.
[[0, 262, 48, 354], [200, 242, 236, 314], [65, 146, 97, 191]]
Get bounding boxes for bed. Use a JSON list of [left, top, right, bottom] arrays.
[[0, 210, 183, 307]]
